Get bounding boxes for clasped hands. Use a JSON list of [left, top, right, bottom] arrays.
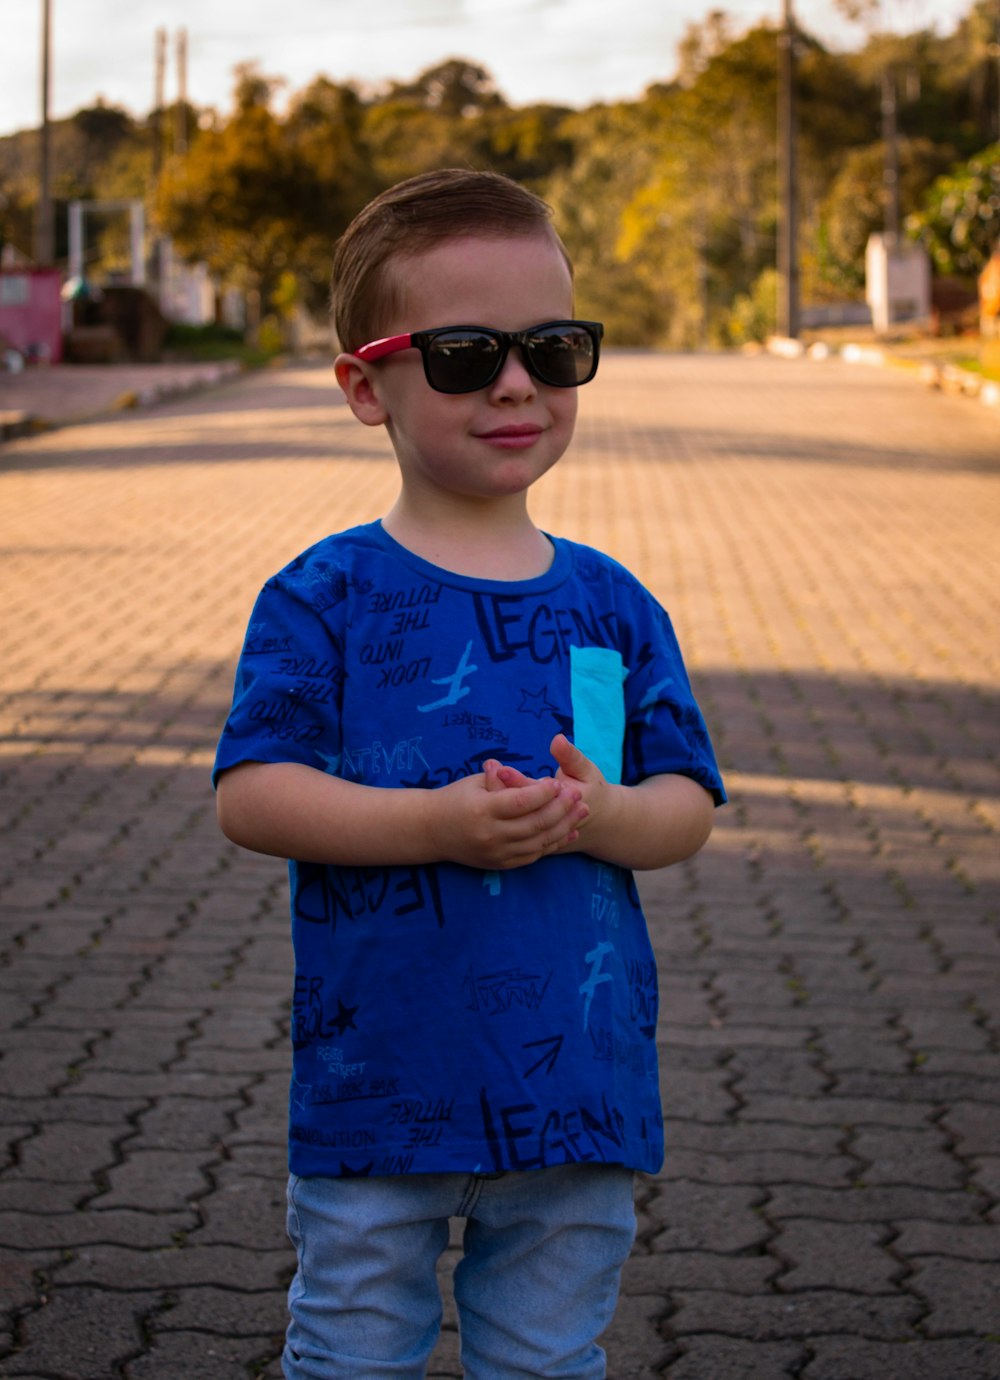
[[432, 733, 611, 872]]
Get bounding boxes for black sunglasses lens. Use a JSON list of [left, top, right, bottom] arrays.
[[524, 324, 598, 387], [419, 323, 600, 392], [425, 331, 502, 393]]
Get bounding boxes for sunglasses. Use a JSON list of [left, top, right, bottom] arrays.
[[353, 320, 604, 394]]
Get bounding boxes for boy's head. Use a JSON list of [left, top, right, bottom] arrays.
[[331, 168, 572, 352]]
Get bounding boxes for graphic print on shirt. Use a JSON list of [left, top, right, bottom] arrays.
[[463, 963, 554, 1015], [213, 524, 725, 1179]]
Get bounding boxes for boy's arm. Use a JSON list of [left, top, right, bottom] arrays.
[[216, 759, 588, 872], [494, 734, 715, 871]]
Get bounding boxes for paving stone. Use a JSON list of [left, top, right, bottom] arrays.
[[3, 355, 998, 1373], [426, 1325, 463, 1378], [68, 1069, 244, 1100], [129, 1095, 244, 1152], [5, 1121, 123, 1184], [92, 1148, 215, 1211], [0, 1251, 62, 1317], [667, 1121, 845, 1157], [660, 1066, 740, 1121], [660, 1148, 855, 1186], [909, 1257, 1000, 1335], [150, 1284, 288, 1335], [772, 1218, 901, 1291], [668, 1288, 923, 1340], [850, 1125, 967, 1190], [0, 1207, 196, 1249], [969, 1155, 1000, 1204], [646, 1182, 771, 1253], [123, 1328, 280, 1379], [892, 1221, 1000, 1261], [69, 1229, 283, 1292], [737, 1095, 935, 1129], [190, 1173, 289, 1250], [0, 1180, 83, 1212], [4, 1286, 160, 1379], [624, 1250, 780, 1294], [665, 1336, 808, 1378], [728, 1050, 829, 1097], [768, 1184, 985, 1225], [803, 1335, 1000, 1379], [941, 1099, 1000, 1155]]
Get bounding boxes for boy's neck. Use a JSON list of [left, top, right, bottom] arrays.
[[382, 493, 553, 581]]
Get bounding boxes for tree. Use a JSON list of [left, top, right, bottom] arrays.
[[284, 78, 380, 307], [815, 137, 955, 294], [385, 58, 506, 117], [907, 142, 1000, 278], [0, 174, 34, 260], [938, 0, 1000, 146], [544, 101, 668, 345], [480, 105, 575, 188], [156, 67, 293, 316], [156, 65, 372, 319], [593, 25, 787, 346]]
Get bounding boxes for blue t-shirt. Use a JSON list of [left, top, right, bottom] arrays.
[[214, 522, 725, 1179]]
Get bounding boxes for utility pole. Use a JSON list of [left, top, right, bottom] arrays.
[[35, 0, 55, 266], [153, 27, 167, 185], [881, 65, 900, 240], [777, 0, 799, 339], [175, 28, 189, 155], [994, 0, 1000, 143]]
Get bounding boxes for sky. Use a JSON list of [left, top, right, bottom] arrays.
[[0, 0, 975, 138]]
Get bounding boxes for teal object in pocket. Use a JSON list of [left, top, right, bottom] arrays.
[[569, 646, 627, 784]]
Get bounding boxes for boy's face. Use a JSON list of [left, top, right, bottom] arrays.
[[338, 231, 579, 508]]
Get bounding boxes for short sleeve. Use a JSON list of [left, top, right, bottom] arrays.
[[620, 591, 726, 805], [212, 577, 345, 787]]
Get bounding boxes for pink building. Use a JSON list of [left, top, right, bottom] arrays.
[[0, 267, 63, 363]]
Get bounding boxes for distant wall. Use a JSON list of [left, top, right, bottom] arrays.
[[0, 268, 63, 362]]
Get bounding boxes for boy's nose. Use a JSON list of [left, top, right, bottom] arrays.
[[489, 345, 537, 401]]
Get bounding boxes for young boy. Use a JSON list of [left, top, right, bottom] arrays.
[[214, 168, 725, 1379]]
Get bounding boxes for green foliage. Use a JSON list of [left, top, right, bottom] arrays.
[[907, 143, 1000, 278], [727, 268, 779, 344], [817, 137, 957, 294], [0, 174, 34, 259], [162, 320, 276, 365], [3, 6, 997, 342]]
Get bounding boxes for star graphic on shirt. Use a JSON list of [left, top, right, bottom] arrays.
[[551, 709, 574, 737], [290, 1074, 313, 1110], [400, 768, 437, 790], [340, 1159, 374, 1178], [315, 748, 342, 775], [329, 999, 359, 1035], [518, 686, 559, 719]]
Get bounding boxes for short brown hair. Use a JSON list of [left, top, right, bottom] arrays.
[[331, 168, 570, 352]]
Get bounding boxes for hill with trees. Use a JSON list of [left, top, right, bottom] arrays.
[[1, 2, 998, 348]]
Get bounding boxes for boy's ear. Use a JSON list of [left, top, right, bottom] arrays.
[[334, 352, 389, 426]]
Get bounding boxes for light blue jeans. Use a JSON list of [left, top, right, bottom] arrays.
[[282, 1163, 636, 1379]]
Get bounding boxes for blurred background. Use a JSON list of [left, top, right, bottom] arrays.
[[1, 0, 998, 371]]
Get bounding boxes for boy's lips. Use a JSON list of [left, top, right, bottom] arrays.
[[474, 423, 544, 448]]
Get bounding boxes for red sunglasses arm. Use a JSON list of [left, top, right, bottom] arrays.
[[353, 333, 413, 363]]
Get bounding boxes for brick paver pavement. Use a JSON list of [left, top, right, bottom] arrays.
[[0, 361, 243, 438], [0, 353, 997, 1379]]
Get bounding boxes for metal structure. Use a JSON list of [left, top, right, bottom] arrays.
[[67, 200, 147, 286], [777, 0, 800, 339]]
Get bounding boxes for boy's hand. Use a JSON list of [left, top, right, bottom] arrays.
[[549, 734, 611, 850], [550, 733, 604, 791], [485, 737, 604, 857], [429, 767, 587, 871]]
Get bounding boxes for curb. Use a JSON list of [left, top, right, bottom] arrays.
[[0, 359, 245, 444], [766, 335, 1000, 413]]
